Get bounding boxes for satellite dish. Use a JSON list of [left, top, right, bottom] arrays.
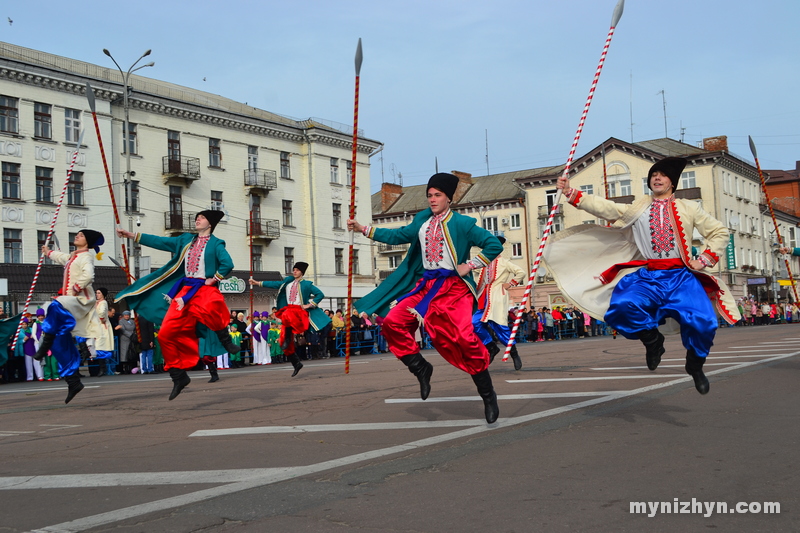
[[730, 215, 740, 227]]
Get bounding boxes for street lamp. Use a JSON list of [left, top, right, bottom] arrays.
[[103, 48, 154, 278]]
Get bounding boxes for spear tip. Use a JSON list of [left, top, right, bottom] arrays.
[[748, 135, 758, 159], [86, 82, 96, 113], [355, 38, 363, 76], [611, 0, 625, 27]]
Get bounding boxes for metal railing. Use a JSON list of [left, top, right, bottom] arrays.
[[246, 218, 280, 239], [164, 211, 198, 231], [377, 243, 409, 253], [538, 204, 562, 217], [244, 168, 278, 190], [162, 156, 201, 179]]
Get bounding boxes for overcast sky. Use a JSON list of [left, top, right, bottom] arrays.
[[4, 0, 799, 192]]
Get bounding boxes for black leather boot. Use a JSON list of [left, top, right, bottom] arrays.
[[485, 341, 500, 364], [168, 368, 191, 400], [685, 349, 709, 394], [637, 328, 665, 371], [64, 373, 84, 404], [400, 353, 433, 400], [215, 328, 240, 354], [34, 333, 56, 361], [509, 344, 522, 371], [207, 361, 219, 383], [289, 353, 303, 377], [471, 369, 499, 423], [78, 340, 92, 364], [281, 327, 293, 351]]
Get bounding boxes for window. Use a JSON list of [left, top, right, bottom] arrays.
[[609, 179, 631, 197], [335, 248, 344, 274], [0, 96, 19, 134], [64, 108, 80, 142], [126, 180, 140, 213], [282, 199, 293, 226], [346, 160, 353, 187], [512, 242, 523, 258], [68, 232, 78, 253], [332, 203, 342, 229], [125, 123, 137, 155], [2, 162, 21, 199], [330, 158, 339, 184], [509, 213, 521, 229], [209, 138, 222, 168], [211, 190, 223, 211], [284, 247, 294, 274], [250, 194, 262, 227], [37, 231, 53, 264], [34, 103, 52, 139], [388, 254, 403, 269], [168, 130, 181, 159], [483, 217, 499, 234], [3, 228, 22, 263], [252, 245, 263, 272], [168, 186, 182, 228], [36, 167, 53, 203], [67, 171, 84, 206], [538, 218, 563, 238], [280, 151, 290, 179], [579, 184, 594, 195], [735, 176, 741, 197], [642, 177, 652, 195], [352, 249, 360, 275], [789, 226, 797, 249], [247, 146, 258, 170], [680, 170, 696, 189]]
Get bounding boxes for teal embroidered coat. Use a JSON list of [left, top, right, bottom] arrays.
[[260, 277, 331, 332], [356, 208, 503, 317], [115, 233, 233, 325]]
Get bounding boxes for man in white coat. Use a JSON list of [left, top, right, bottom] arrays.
[[35, 230, 104, 403], [472, 236, 526, 370], [545, 157, 740, 394]]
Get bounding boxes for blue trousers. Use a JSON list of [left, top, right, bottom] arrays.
[[472, 310, 514, 346], [41, 300, 81, 377], [604, 267, 717, 357]]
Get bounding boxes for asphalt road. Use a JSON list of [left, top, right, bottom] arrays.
[[1, 324, 797, 532]]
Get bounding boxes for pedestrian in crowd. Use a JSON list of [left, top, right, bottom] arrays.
[[94, 289, 115, 373], [348, 172, 504, 423], [115, 310, 137, 374]]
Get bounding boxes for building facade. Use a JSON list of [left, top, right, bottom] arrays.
[[0, 42, 381, 314]]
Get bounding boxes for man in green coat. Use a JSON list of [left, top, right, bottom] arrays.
[[116, 210, 238, 400], [249, 262, 331, 376]]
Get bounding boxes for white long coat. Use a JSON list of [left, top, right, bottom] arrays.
[[475, 256, 526, 325], [47, 249, 101, 338]]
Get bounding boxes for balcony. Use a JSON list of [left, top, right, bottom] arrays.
[[377, 243, 410, 253], [163, 156, 201, 186], [675, 187, 702, 200], [379, 269, 396, 280], [244, 169, 278, 193], [610, 195, 635, 204], [164, 211, 198, 233], [246, 218, 280, 240], [538, 204, 562, 218]]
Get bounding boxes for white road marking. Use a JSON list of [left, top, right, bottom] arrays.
[[19, 350, 800, 533], [591, 363, 741, 371], [385, 391, 631, 403], [0, 386, 100, 395], [508, 375, 685, 383]]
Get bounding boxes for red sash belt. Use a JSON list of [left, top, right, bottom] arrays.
[[598, 258, 685, 285]]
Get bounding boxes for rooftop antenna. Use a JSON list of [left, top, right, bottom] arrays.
[[485, 129, 490, 176], [435, 157, 439, 173], [629, 71, 634, 142], [657, 89, 667, 138]]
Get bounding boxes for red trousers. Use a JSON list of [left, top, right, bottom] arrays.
[[159, 284, 229, 370], [275, 304, 309, 356], [383, 276, 489, 375]]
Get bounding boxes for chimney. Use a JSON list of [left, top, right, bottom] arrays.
[[702, 136, 728, 152], [451, 170, 473, 204], [380, 182, 402, 212]]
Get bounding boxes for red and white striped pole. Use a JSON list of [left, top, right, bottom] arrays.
[[503, 0, 625, 361], [11, 130, 86, 350], [344, 38, 363, 375], [749, 136, 800, 304]]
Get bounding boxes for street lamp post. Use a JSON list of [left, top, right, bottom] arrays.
[[102, 49, 154, 278]]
